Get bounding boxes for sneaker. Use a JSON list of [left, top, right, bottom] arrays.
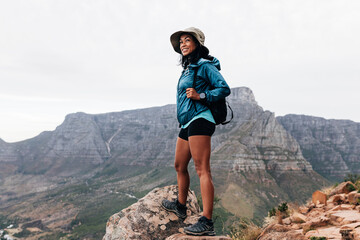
[[161, 199, 187, 220], [184, 216, 215, 236]]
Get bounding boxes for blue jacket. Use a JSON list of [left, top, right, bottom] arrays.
[[177, 57, 231, 125]]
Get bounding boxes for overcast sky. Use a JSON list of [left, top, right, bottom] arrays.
[[1, 0, 359, 143]]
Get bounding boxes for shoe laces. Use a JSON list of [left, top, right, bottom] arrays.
[[191, 216, 209, 228]]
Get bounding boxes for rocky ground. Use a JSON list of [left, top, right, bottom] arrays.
[[258, 181, 360, 240], [103, 181, 360, 240]]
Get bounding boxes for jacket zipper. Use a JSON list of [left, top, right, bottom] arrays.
[[192, 68, 198, 113]]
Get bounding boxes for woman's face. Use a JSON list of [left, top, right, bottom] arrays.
[[179, 34, 197, 56]]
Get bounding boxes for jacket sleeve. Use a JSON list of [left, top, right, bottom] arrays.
[[201, 64, 231, 102]]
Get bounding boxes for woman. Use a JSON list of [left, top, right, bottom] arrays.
[[161, 27, 230, 236]]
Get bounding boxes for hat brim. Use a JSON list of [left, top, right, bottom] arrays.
[[170, 30, 206, 54]]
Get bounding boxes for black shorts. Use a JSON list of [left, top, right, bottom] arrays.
[[178, 118, 216, 141]]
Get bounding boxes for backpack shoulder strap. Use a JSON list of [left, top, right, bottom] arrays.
[[221, 101, 234, 125]]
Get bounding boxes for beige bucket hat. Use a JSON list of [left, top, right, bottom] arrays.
[[170, 27, 208, 54]]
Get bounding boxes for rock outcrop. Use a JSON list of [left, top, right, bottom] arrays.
[[258, 181, 360, 240], [103, 185, 230, 240]]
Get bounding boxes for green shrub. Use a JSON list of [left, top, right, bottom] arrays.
[[268, 202, 289, 218], [38, 232, 67, 240], [344, 173, 360, 184], [0, 215, 12, 229], [268, 207, 276, 217], [310, 237, 327, 240], [13, 229, 32, 238], [70, 219, 81, 228], [346, 184, 356, 192], [1, 230, 8, 239], [277, 202, 288, 213]]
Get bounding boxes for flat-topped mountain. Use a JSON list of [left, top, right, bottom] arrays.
[[0, 88, 317, 177]]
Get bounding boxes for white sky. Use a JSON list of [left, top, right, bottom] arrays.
[[0, 0, 359, 143]]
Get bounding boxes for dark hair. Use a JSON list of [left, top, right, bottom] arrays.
[[180, 35, 213, 69]]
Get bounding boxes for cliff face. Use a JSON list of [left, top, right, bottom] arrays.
[[93, 104, 178, 167], [277, 115, 360, 181], [212, 88, 312, 173]]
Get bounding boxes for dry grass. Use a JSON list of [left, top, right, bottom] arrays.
[[230, 220, 262, 240], [287, 202, 300, 215], [319, 185, 335, 196], [262, 216, 276, 227]]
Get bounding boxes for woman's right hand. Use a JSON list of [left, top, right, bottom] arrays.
[[186, 88, 200, 100]]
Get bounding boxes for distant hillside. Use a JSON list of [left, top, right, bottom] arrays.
[[277, 115, 360, 181]]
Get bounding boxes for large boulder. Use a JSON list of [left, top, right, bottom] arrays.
[[348, 191, 360, 204], [329, 181, 357, 196], [312, 190, 327, 206], [103, 185, 201, 240]]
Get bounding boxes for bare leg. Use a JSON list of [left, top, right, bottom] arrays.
[[189, 135, 214, 219], [174, 137, 192, 205]]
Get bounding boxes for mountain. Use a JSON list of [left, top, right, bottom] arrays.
[[0, 87, 352, 239], [277, 115, 360, 181]]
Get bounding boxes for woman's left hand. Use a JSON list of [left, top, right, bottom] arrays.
[[186, 88, 200, 100]]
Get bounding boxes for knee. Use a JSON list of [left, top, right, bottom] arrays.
[[175, 162, 188, 174], [195, 165, 211, 178]]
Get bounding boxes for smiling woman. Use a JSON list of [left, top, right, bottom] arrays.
[[161, 27, 231, 236], [179, 35, 197, 57]]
